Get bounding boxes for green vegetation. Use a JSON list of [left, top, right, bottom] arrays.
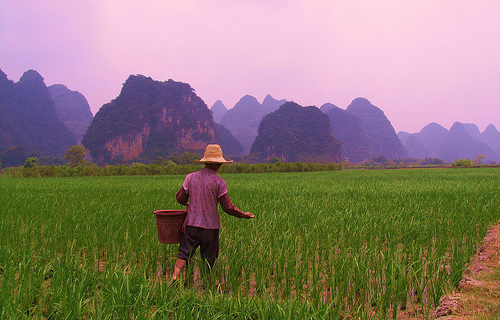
[[23, 157, 38, 168], [2, 161, 342, 178], [0, 168, 499, 318], [63, 145, 88, 167], [22, 157, 39, 178], [451, 158, 474, 167], [81, 75, 215, 164], [166, 151, 202, 165], [250, 102, 342, 162], [450, 156, 489, 168]]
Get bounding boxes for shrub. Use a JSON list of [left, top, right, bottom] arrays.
[[7, 167, 22, 177], [22, 167, 39, 178], [38, 166, 59, 177], [24, 157, 39, 168], [451, 158, 474, 168]]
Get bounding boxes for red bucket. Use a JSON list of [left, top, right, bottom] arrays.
[[153, 210, 187, 244]]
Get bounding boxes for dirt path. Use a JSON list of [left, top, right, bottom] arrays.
[[431, 220, 500, 319]]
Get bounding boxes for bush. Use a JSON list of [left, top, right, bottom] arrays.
[[38, 166, 59, 177], [7, 167, 23, 177], [451, 158, 474, 168], [22, 167, 39, 178]]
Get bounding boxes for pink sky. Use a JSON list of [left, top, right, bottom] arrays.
[[1, 0, 499, 133]]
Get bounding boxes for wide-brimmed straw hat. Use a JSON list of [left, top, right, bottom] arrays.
[[194, 144, 233, 164]]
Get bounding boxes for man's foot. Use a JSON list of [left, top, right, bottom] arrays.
[[172, 266, 181, 281], [172, 258, 186, 281]]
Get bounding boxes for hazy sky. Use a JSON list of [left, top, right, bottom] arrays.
[[1, 0, 499, 133]]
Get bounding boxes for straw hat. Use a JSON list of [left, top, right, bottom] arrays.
[[194, 144, 233, 164]]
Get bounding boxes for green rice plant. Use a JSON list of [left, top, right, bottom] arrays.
[[0, 168, 499, 318]]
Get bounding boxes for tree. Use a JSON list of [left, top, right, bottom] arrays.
[[24, 157, 39, 168], [22, 157, 40, 177], [268, 156, 284, 164], [64, 145, 87, 167], [169, 151, 200, 164], [155, 156, 165, 166], [475, 155, 485, 165], [422, 157, 445, 165], [371, 155, 389, 165], [180, 151, 201, 164]]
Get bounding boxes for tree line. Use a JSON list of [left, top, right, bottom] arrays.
[[3, 144, 496, 178], [2, 145, 343, 178]]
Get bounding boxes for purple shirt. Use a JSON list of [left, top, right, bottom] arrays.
[[182, 168, 228, 229]]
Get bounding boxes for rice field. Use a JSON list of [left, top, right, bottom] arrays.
[[0, 168, 499, 319]]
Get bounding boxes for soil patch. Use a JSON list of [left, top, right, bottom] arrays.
[[432, 220, 500, 319]]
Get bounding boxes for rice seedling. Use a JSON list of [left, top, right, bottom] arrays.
[[0, 168, 498, 318]]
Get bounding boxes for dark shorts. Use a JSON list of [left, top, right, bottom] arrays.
[[177, 226, 219, 268]]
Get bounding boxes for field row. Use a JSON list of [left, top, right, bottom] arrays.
[[0, 168, 499, 318]]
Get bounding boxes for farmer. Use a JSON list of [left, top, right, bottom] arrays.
[[172, 144, 254, 280]]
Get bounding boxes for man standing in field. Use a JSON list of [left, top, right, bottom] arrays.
[[172, 144, 254, 281]]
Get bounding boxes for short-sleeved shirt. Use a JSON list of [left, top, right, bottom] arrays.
[[182, 168, 228, 229]]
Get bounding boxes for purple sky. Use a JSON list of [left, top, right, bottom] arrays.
[[1, 0, 499, 133]]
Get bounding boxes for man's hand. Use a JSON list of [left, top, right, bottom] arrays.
[[243, 212, 255, 219]]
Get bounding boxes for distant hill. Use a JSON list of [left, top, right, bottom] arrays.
[[437, 122, 497, 163], [0, 69, 76, 158], [219, 95, 261, 155], [481, 124, 500, 156], [219, 94, 286, 154], [82, 75, 219, 164], [399, 122, 500, 163], [403, 135, 429, 160], [323, 104, 370, 163], [249, 102, 341, 162], [463, 123, 482, 141], [415, 122, 449, 156], [48, 84, 93, 143], [319, 103, 338, 114], [214, 123, 243, 158], [261, 94, 287, 116], [210, 100, 227, 123], [398, 122, 448, 158], [346, 98, 407, 159], [219, 95, 408, 162]]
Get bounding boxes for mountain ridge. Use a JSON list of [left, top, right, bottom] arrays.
[[0, 69, 76, 158], [82, 74, 219, 164], [2, 69, 499, 166], [249, 102, 342, 162], [398, 122, 500, 163], [48, 84, 93, 144], [346, 98, 408, 159]]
